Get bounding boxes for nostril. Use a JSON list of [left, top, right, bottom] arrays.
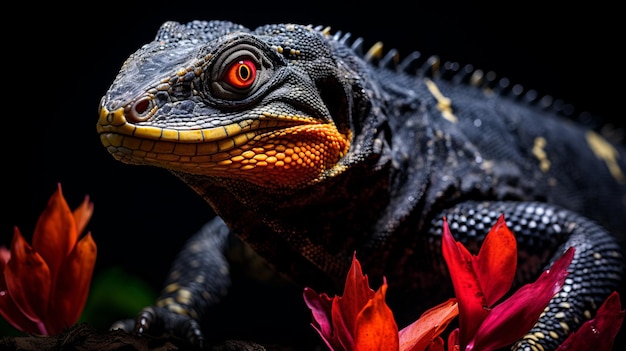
[[128, 96, 156, 122], [134, 99, 150, 114]]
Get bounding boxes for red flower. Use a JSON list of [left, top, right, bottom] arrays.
[[304, 253, 458, 351], [0, 183, 97, 335], [305, 214, 621, 351], [555, 290, 625, 351], [303, 253, 398, 350], [441, 215, 574, 351]]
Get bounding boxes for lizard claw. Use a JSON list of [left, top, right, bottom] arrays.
[[133, 308, 153, 335], [111, 306, 205, 349], [109, 318, 136, 333]]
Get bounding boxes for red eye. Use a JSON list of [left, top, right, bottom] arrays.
[[224, 59, 257, 89]]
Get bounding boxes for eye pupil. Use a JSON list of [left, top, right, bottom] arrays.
[[225, 58, 257, 89], [238, 64, 250, 80]]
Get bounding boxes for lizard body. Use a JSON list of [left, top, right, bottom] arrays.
[[97, 20, 625, 350]]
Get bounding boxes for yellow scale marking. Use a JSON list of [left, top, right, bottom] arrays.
[[586, 130, 625, 183], [532, 137, 551, 172], [424, 78, 458, 123]]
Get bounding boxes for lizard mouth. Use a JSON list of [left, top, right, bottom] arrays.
[[96, 102, 351, 188]]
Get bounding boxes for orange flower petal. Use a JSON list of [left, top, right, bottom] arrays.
[[0, 247, 10, 264], [354, 282, 399, 351], [47, 232, 97, 334], [4, 227, 51, 324], [73, 195, 94, 235], [32, 184, 78, 282], [0, 290, 44, 334], [473, 215, 516, 306], [398, 298, 458, 351], [0, 244, 45, 335]]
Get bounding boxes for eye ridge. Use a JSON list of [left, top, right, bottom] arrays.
[[225, 58, 257, 89]]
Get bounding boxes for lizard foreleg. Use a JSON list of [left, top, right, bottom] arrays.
[[111, 217, 232, 348]]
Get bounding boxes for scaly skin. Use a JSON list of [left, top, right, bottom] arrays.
[[98, 20, 625, 350]]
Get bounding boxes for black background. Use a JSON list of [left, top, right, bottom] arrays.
[[4, 0, 625, 343]]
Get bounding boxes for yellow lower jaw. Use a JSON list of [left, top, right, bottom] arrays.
[[97, 106, 351, 189]]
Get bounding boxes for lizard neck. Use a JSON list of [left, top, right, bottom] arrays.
[[173, 156, 394, 292]]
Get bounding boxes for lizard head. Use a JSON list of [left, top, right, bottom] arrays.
[[96, 20, 379, 190]]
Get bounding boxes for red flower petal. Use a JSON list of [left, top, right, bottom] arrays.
[[473, 215, 516, 306], [446, 329, 460, 351], [398, 298, 458, 351], [303, 288, 336, 350], [46, 232, 97, 334], [425, 337, 445, 351], [331, 295, 354, 351], [31, 184, 78, 284], [441, 215, 518, 349], [555, 291, 625, 351], [354, 281, 399, 351], [467, 247, 574, 351], [4, 227, 51, 326], [331, 253, 376, 350], [441, 218, 489, 346], [338, 253, 376, 328]]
